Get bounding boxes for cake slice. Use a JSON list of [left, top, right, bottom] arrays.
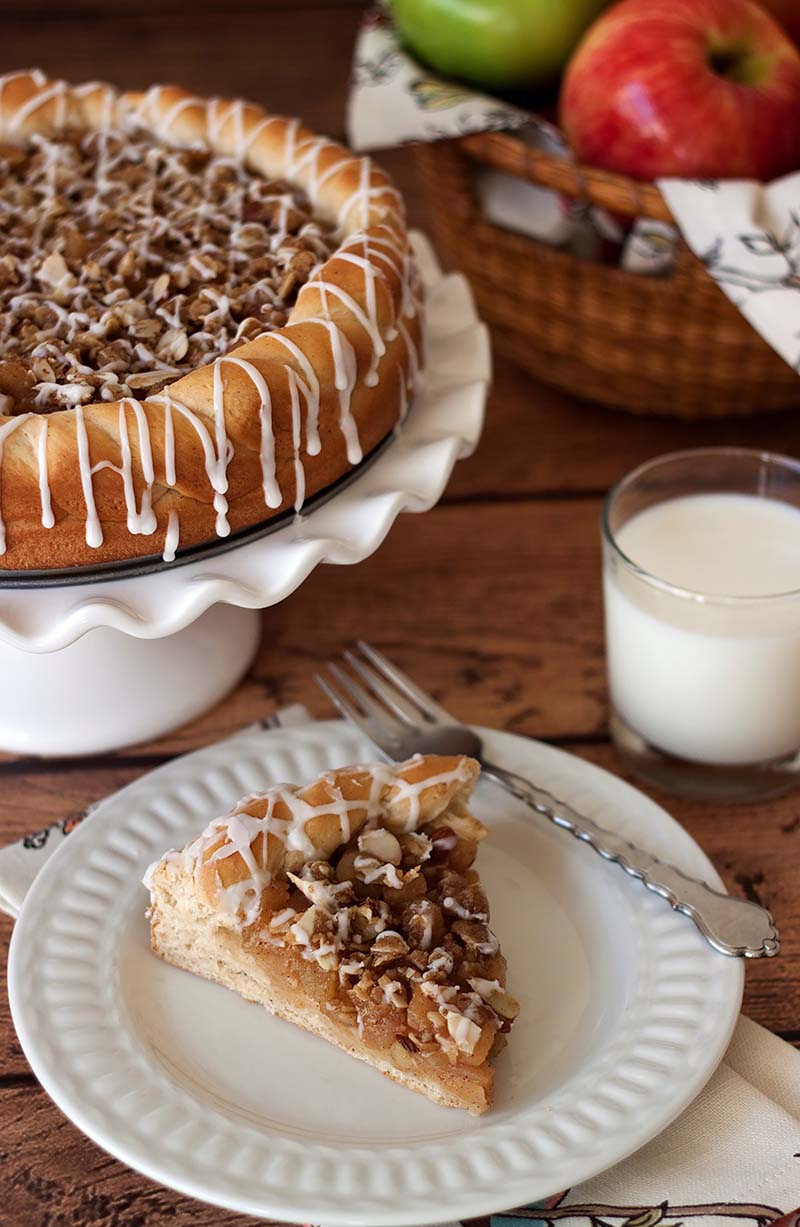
[[143, 754, 518, 1114]]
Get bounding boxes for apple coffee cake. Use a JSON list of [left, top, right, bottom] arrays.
[[144, 754, 518, 1114], [0, 70, 421, 569]]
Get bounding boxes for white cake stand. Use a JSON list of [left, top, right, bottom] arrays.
[[0, 235, 489, 756]]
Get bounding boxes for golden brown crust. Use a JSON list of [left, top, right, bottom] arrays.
[[0, 72, 421, 569], [184, 754, 481, 911]]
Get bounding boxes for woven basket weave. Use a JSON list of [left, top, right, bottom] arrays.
[[415, 131, 800, 418]]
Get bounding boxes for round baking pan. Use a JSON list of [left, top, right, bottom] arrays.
[[0, 434, 393, 590]]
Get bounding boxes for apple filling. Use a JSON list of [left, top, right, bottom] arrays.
[[233, 816, 519, 1069], [0, 128, 338, 415]]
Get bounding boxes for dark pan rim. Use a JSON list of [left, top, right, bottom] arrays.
[[0, 433, 394, 590]]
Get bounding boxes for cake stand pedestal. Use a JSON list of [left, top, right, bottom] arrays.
[[0, 235, 489, 756], [0, 606, 261, 756]]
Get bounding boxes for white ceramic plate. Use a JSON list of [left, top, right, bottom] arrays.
[[8, 722, 743, 1225]]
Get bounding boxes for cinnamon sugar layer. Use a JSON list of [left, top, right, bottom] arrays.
[[0, 128, 337, 414]]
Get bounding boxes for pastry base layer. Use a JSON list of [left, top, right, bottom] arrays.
[[149, 873, 492, 1115]]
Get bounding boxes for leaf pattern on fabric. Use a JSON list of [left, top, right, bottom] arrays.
[[464, 1196, 789, 1227], [659, 177, 800, 375]]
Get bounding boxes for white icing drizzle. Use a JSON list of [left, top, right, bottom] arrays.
[[287, 367, 305, 512], [117, 398, 157, 535], [204, 97, 226, 145], [154, 389, 234, 538], [211, 360, 233, 536], [162, 396, 176, 487], [332, 249, 390, 387], [354, 855, 403, 889], [303, 317, 360, 463], [73, 398, 159, 547], [336, 174, 402, 231], [269, 906, 297, 931], [313, 154, 353, 196], [237, 113, 275, 161], [267, 332, 320, 455], [289, 136, 338, 197], [73, 404, 102, 548], [346, 226, 403, 272], [351, 224, 418, 323], [222, 355, 281, 508], [0, 68, 46, 101], [37, 417, 54, 528], [232, 98, 245, 154], [157, 92, 197, 140], [283, 118, 300, 173], [299, 278, 386, 381], [8, 77, 69, 133], [72, 80, 117, 133], [162, 509, 179, 563]]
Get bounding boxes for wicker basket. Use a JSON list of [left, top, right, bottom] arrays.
[[415, 131, 800, 417]]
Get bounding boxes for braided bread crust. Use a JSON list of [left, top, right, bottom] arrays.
[[0, 71, 422, 569], [146, 754, 481, 922]]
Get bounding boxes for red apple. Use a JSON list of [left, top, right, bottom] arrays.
[[559, 0, 800, 180], [760, 1, 800, 44]]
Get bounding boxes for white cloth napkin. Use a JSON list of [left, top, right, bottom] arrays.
[[347, 8, 530, 152], [349, 9, 800, 382], [657, 178, 800, 375], [2, 708, 799, 1225]]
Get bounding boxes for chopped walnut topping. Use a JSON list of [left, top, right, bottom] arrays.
[[286, 870, 353, 915], [452, 918, 499, 957], [369, 930, 410, 971], [398, 831, 432, 867], [379, 975, 408, 1010], [246, 799, 518, 1070], [402, 898, 444, 951], [353, 854, 404, 890], [424, 942, 454, 975], [0, 129, 337, 414], [348, 900, 391, 942]]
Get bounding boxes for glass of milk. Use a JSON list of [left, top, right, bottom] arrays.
[[603, 448, 800, 801]]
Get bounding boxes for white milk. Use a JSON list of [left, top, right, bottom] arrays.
[[604, 493, 800, 765]]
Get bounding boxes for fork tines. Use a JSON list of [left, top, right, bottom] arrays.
[[315, 641, 450, 755]]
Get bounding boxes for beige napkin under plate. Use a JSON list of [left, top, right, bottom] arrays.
[[1, 707, 799, 1226]]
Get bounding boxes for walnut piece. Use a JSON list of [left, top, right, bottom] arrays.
[[358, 828, 403, 866]]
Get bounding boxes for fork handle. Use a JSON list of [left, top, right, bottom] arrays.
[[480, 759, 780, 959]]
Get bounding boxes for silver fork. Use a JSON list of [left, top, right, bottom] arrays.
[[316, 641, 780, 959]]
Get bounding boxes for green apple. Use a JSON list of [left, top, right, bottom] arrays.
[[392, 0, 610, 90]]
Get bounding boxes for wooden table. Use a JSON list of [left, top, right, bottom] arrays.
[[2, 4, 799, 1223]]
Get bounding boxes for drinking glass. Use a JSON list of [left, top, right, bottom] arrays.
[[602, 448, 800, 801]]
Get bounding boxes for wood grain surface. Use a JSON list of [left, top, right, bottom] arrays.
[[2, 5, 799, 1224]]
